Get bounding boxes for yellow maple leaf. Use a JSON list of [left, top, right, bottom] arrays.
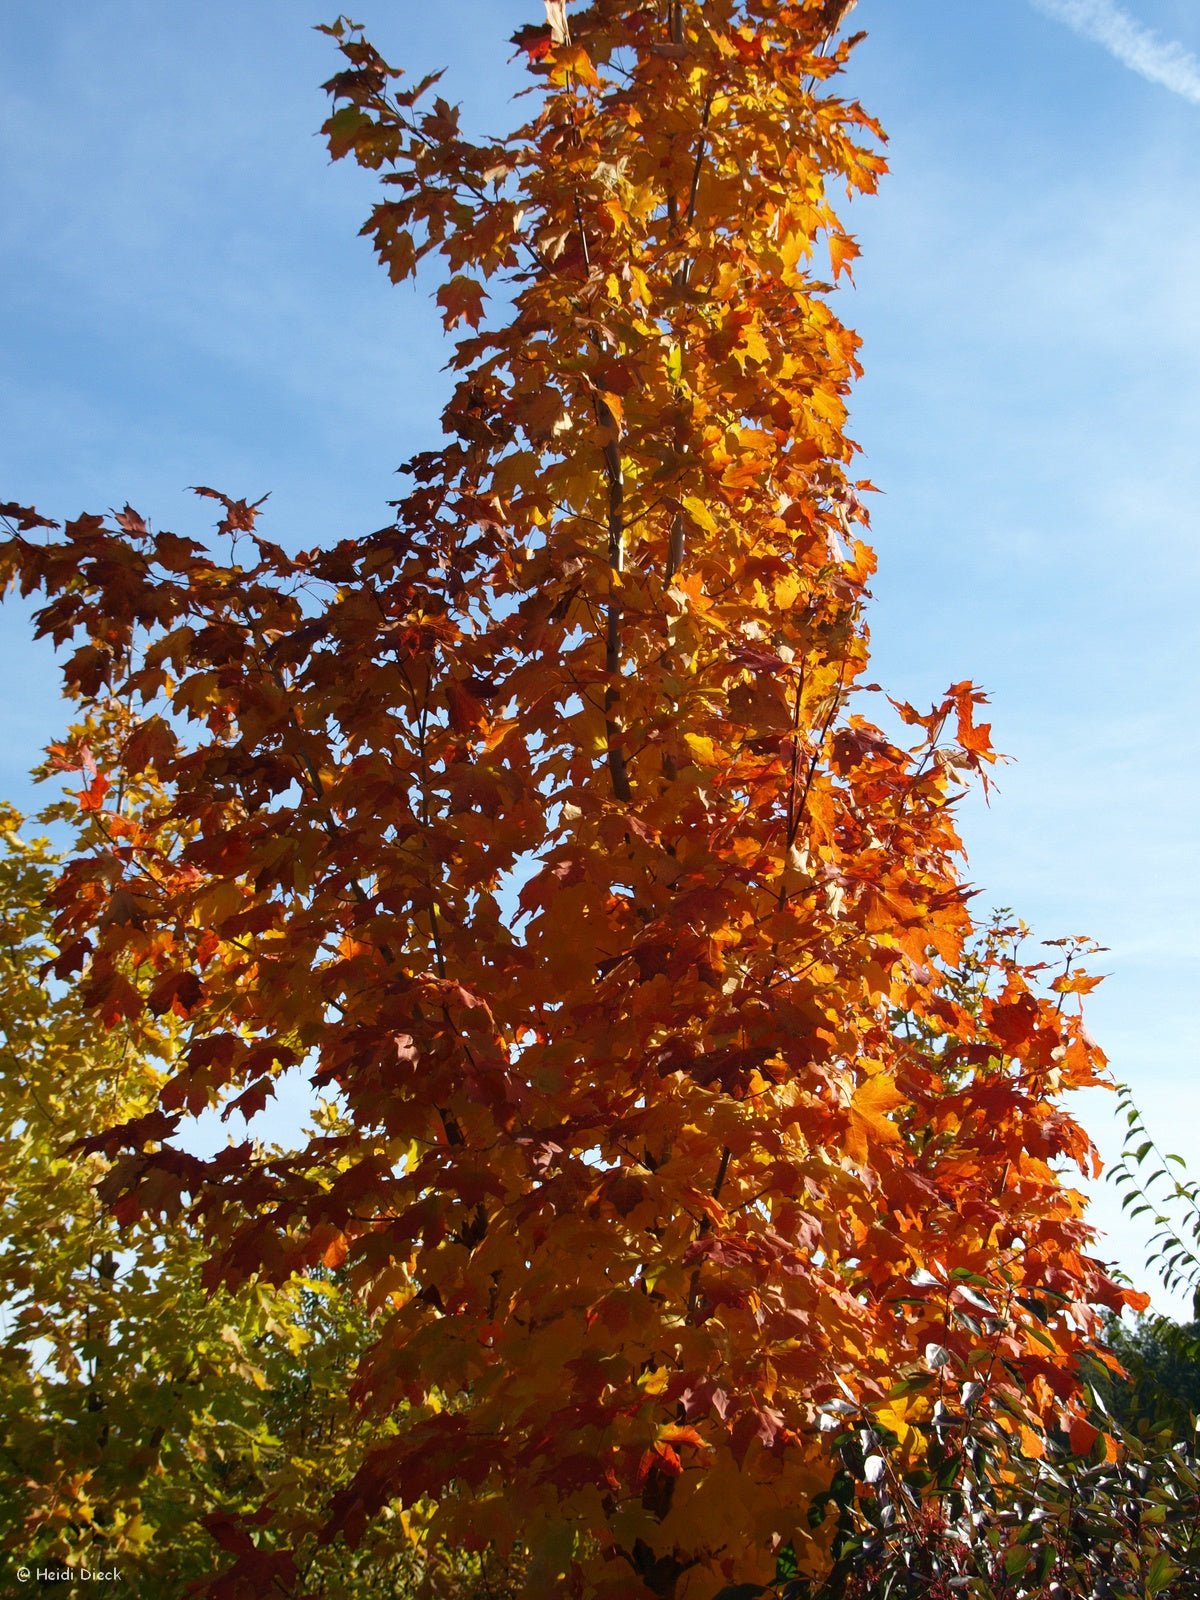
[[684, 732, 719, 767], [845, 1073, 906, 1165]]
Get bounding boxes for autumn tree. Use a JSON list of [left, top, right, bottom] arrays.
[[0, 4, 1143, 1596]]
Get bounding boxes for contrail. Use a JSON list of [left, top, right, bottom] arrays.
[[1032, 0, 1200, 104]]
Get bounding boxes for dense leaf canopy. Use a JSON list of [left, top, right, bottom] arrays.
[[0, 5, 1147, 1596]]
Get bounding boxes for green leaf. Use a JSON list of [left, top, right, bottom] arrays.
[[1004, 1545, 1033, 1577], [1147, 1553, 1180, 1595], [882, 1371, 936, 1399]]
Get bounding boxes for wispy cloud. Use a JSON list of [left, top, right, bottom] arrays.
[[1033, 0, 1200, 104]]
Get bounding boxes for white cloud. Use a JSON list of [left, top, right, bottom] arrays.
[[1033, 0, 1200, 103]]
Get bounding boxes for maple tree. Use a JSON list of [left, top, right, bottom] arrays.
[[0, 3, 1147, 1596]]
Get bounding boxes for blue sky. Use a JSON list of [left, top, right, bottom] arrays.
[[3, 1, 1197, 1314]]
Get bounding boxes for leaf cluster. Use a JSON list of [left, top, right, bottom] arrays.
[[0, 812, 425, 1594], [0, 4, 1153, 1597]]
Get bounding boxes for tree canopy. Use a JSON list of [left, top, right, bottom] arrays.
[[0, 5, 1150, 1597]]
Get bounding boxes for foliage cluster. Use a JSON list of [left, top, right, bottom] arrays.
[[0, 809, 427, 1595], [3, 824, 1196, 1597], [0, 4, 1188, 1598]]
